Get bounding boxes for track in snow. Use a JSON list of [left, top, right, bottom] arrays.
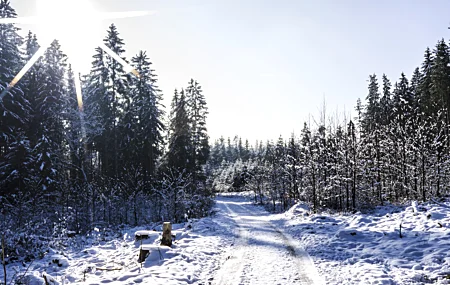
[[212, 196, 322, 285]]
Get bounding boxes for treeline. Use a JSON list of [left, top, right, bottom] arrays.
[[210, 38, 450, 212], [0, 0, 211, 260]]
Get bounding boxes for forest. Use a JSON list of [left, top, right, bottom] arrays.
[[210, 39, 450, 211], [1, 0, 450, 268], [0, 1, 211, 263], [209, 42, 450, 213]]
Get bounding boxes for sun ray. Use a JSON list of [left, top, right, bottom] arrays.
[[98, 10, 156, 20], [0, 16, 40, 24], [0, 11, 155, 25], [73, 69, 84, 112], [0, 43, 49, 100], [71, 66, 87, 140], [0, 1, 152, 110], [100, 43, 140, 78]]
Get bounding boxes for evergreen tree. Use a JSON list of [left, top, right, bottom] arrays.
[[419, 47, 434, 117], [300, 123, 317, 211], [430, 40, 450, 114], [286, 134, 299, 201], [22, 31, 44, 147], [167, 89, 192, 173], [271, 136, 289, 209], [347, 120, 357, 209], [64, 65, 87, 183], [361, 74, 383, 205], [86, 24, 130, 177], [0, 0, 31, 197], [430, 39, 450, 149], [393, 73, 413, 123], [186, 79, 210, 182], [0, 0, 27, 150], [129, 50, 165, 181], [0, 132, 33, 196], [380, 74, 392, 125], [364, 74, 381, 132], [33, 40, 67, 193]]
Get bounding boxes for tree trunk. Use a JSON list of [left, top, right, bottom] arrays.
[[422, 151, 426, 202], [2, 234, 6, 285], [161, 222, 172, 247], [437, 151, 441, 197]]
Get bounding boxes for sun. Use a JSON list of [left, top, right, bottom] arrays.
[[36, 0, 98, 33], [0, 0, 153, 105], [35, 0, 101, 71]]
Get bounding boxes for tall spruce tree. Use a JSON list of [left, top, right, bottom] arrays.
[[22, 31, 44, 147], [0, 0, 27, 144], [129, 50, 165, 181], [430, 40, 450, 150], [364, 74, 381, 132], [186, 79, 210, 183], [167, 89, 192, 173], [287, 134, 299, 200], [380, 74, 392, 125], [86, 24, 129, 177], [0, 0, 32, 197], [419, 47, 434, 117], [32, 40, 67, 193]]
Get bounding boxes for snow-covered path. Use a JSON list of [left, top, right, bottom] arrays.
[[6, 194, 450, 284], [213, 196, 322, 285]]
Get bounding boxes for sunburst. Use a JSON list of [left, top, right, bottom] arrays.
[[0, 0, 154, 113]]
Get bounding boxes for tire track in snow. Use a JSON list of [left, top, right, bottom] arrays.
[[213, 196, 322, 285], [213, 198, 249, 285]]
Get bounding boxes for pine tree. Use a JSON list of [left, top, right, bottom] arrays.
[[347, 120, 357, 209], [0, 0, 32, 198], [0, 132, 34, 196], [380, 74, 392, 125], [167, 89, 192, 173], [243, 139, 251, 161], [430, 40, 450, 152], [430, 40, 450, 113], [186, 79, 210, 182], [84, 46, 108, 177], [419, 47, 434, 117], [287, 134, 299, 201], [65, 65, 86, 183], [129, 50, 165, 181], [0, 0, 27, 148], [355, 98, 363, 134], [300, 122, 317, 211], [274, 136, 288, 209], [364, 74, 381, 132], [22, 31, 44, 147], [393, 73, 414, 123], [86, 24, 130, 177], [361, 74, 383, 205], [410, 68, 422, 118], [32, 40, 67, 193]]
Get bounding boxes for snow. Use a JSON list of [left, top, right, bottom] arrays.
[[1, 220, 228, 285], [3, 194, 450, 284], [278, 197, 450, 284], [213, 196, 322, 284]]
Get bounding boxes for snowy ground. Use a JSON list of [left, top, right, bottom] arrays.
[[213, 196, 322, 285], [3, 194, 450, 284], [278, 198, 450, 285], [2, 215, 230, 284]]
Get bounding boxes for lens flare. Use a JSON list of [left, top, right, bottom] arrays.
[[0, 44, 49, 100], [100, 43, 140, 78], [0, 0, 154, 129]]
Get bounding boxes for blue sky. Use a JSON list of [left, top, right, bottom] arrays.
[[9, 0, 450, 143]]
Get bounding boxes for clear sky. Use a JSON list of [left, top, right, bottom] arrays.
[[8, 0, 450, 144]]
